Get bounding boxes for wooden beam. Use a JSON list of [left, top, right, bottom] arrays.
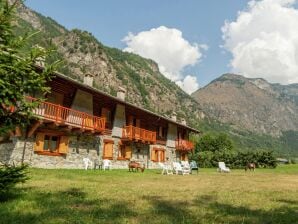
[[46, 122, 59, 129], [27, 120, 43, 138], [71, 128, 83, 134], [59, 126, 73, 132]]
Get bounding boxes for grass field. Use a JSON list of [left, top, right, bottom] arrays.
[[1, 165, 298, 224]]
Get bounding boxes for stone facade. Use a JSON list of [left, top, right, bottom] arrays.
[[0, 134, 182, 169]]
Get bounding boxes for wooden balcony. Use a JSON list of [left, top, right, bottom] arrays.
[[122, 125, 156, 144], [175, 139, 194, 151], [26, 96, 106, 132]]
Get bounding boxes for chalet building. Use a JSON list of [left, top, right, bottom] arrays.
[[0, 70, 199, 169]]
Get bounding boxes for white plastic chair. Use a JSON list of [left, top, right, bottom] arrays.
[[102, 159, 112, 170], [181, 161, 191, 174], [173, 162, 189, 175], [159, 162, 173, 175], [217, 162, 230, 173], [83, 158, 92, 170]]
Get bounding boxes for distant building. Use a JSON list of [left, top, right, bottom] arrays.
[[0, 68, 199, 169]]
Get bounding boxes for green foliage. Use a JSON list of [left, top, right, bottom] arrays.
[[196, 133, 233, 152], [0, 0, 58, 133], [198, 119, 298, 157], [0, 164, 28, 195], [194, 149, 277, 169], [190, 132, 277, 168]]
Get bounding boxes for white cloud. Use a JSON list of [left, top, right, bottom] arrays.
[[222, 0, 298, 84], [123, 26, 206, 93], [175, 75, 199, 94]]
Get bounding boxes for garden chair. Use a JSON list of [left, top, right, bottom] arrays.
[[159, 162, 173, 175], [173, 162, 189, 175], [217, 162, 230, 173], [102, 159, 112, 170], [190, 161, 199, 174], [181, 161, 191, 174], [83, 158, 92, 170]]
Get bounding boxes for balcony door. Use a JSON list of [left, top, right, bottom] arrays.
[[45, 92, 64, 121]]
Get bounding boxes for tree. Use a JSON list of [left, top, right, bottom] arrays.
[[195, 133, 233, 153], [0, 0, 58, 134]]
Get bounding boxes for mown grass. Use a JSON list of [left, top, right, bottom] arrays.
[[1, 165, 298, 224]]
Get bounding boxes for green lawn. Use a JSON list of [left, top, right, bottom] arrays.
[[1, 165, 298, 224]]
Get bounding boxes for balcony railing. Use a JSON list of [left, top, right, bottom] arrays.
[[175, 139, 194, 151], [26, 96, 106, 132], [122, 125, 156, 144]]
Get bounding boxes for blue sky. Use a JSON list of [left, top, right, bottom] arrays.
[[24, 0, 298, 91]]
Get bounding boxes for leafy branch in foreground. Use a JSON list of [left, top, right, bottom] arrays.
[[0, 0, 59, 134]]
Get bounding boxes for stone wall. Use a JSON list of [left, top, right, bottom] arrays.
[[166, 123, 177, 148], [111, 104, 126, 138], [70, 89, 93, 114], [0, 134, 181, 169]]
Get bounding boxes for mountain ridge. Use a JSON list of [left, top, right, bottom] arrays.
[[192, 73, 298, 136]]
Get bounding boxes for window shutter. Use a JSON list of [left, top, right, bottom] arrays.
[[125, 145, 132, 159], [59, 136, 69, 154], [160, 151, 165, 162], [34, 133, 45, 152], [151, 149, 156, 161], [104, 142, 113, 158]]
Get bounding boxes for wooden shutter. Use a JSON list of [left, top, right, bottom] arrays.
[[104, 142, 113, 158], [34, 132, 45, 152], [59, 136, 69, 154], [125, 145, 132, 159], [151, 149, 156, 161], [160, 150, 165, 162]]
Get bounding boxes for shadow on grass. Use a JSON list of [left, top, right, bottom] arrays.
[[1, 188, 298, 224], [194, 195, 298, 224], [0, 187, 137, 224]]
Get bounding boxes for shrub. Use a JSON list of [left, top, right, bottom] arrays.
[[0, 164, 29, 194], [194, 150, 277, 168]]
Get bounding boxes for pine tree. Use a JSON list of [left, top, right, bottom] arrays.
[[0, 0, 58, 134]]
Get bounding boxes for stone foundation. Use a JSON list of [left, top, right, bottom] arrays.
[[0, 135, 183, 169]]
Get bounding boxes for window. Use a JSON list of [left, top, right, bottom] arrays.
[[44, 135, 59, 152], [103, 140, 114, 159], [34, 132, 69, 155], [118, 145, 132, 160], [127, 116, 140, 127], [151, 148, 165, 162], [158, 126, 167, 138], [102, 108, 111, 128]]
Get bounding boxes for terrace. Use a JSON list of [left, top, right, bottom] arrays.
[[122, 125, 156, 144], [175, 139, 194, 151], [27, 96, 106, 133]]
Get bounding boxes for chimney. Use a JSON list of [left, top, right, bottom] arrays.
[[171, 112, 177, 122], [181, 118, 187, 125], [83, 73, 94, 87], [117, 87, 126, 100]]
